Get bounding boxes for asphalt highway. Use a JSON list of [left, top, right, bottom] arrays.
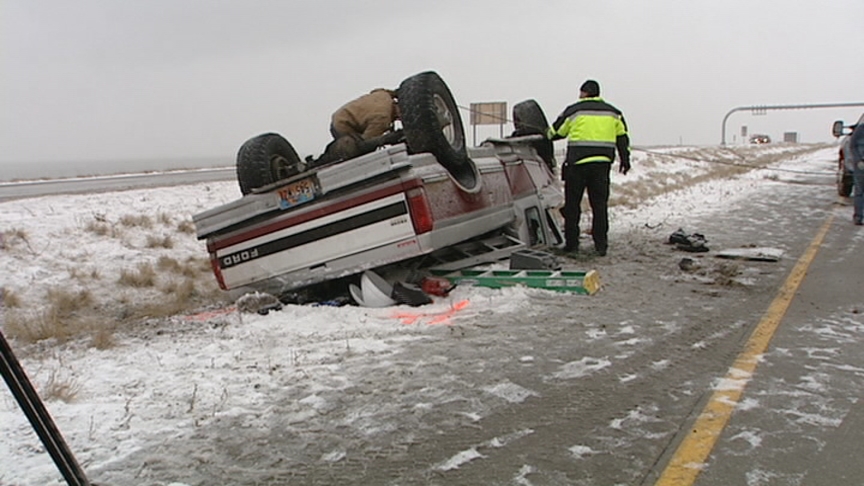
[[0, 168, 236, 202]]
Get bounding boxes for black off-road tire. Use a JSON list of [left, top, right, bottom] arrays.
[[512, 99, 556, 170], [398, 71, 478, 190], [838, 172, 854, 197], [838, 156, 854, 197], [513, 99, 549, 135], [236, 133, 304, 195]]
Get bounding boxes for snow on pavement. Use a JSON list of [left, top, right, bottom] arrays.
[[0, 144, 844, 485]]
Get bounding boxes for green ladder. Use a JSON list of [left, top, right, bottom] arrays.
[[431, 269, 600, 295]]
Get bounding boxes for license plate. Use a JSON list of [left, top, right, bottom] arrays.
[[277, 177, 317, 210]]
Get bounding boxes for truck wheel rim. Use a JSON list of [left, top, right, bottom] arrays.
[[432, 94, 456, 147]]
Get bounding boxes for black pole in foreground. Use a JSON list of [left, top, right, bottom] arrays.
[[0, 329, 91, 486]]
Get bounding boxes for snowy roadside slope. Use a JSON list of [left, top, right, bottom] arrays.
[[0, 144, 837, 485], [0, 143, 828, 319], [0, 181, 240, 319]]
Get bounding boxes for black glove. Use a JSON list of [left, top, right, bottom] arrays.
[[619, 159, 631, 175], [380, 129, 404, 146]]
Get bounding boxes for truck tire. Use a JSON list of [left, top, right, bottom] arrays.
[[398, 71, 478, 190], [838, 166, 853, 197], [837, 149, 854, 196], [236, 133, 304, 195], [512, 99, 556, 170], [513, 99, 549, 135]]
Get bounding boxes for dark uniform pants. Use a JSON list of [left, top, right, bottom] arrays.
[[560, 161, 611, 252]]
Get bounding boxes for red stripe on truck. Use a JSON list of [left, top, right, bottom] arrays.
[[207, 177, 424, 252]]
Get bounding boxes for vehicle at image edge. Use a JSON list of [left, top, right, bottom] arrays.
[[832, 112, 864, 197], [749, 134, 771, 144], [192, 71, 564, 301]]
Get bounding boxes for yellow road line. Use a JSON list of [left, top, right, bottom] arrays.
[[654, 214, 835, 486]]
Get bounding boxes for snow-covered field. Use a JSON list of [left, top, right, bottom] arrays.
[[0, 143, 840, 485]]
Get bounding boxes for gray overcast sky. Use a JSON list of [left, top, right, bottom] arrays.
[[2, 0, 862, 164]]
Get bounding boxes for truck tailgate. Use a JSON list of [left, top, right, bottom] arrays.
[[207, 177, 424, 292], [194, 144, 412, 239]]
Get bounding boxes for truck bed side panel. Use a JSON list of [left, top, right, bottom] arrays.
[[423, 163, 513, 222]]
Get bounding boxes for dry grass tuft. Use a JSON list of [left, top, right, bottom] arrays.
[[118, 262, 157, 287], [90, 326, 116, 350], [157, 212, 174, 226], [46, 288, 94, 318], [5, 295, 118, 349], [157, 255, 183, 272], [146, 234, 174, 249], [2, 287, 22, 308], [133, 277, 224, 319], [161, 278, 195, 299], [3, 288, 99, 343], [186, 256, 212, 274], [8, 227, 30, 242], [157, 255, 210, 277], [67, 266, 102, 282], [168, 277, 224, 305], [177, 219, 196, 234], [3, 309, 84, 344], [130, 301, 188, 320], [3, 311, 42, 342], [119, 214, 153, 228], [41, 370, 81, 403], [2, 227, 34, 252], [7, 276, 225, 345], [160, 278, 197, 300], [85, 220, 114, 237]]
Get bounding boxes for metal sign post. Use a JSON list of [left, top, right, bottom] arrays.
[[470, 102, 507, 146], [721, 102, 864, 145]]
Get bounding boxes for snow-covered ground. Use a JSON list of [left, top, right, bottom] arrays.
[[0, 143, 840, 485]]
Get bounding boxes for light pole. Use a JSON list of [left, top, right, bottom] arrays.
[[721, 102, 864, 145]]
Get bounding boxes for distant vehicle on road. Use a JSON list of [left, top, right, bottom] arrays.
[[832, 113, 864, 196], [749, 134, 771, 144]]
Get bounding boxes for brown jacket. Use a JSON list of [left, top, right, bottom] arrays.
[[331, 89, 397, 140]]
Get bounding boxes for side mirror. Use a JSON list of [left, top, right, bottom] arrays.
[[832, 120, 845, 138]]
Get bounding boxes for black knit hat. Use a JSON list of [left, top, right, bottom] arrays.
[[580, 80, 600, 97]]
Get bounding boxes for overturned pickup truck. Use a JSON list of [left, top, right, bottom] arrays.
[[193, 72, 564, 301]]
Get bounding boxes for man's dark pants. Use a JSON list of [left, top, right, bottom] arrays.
[[560, 161, 611, 253]]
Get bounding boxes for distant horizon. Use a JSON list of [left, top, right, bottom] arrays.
[[0, 140, 838, 183], [3, 153, 233, 164], [3, 137, 841, 165], [0, 154, 233, 182]]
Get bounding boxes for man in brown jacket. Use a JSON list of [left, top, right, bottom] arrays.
[[330, 88, 399, 140], [307, 88, 401, 168]]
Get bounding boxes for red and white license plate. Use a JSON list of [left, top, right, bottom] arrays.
[[277, 177, 317, 210]]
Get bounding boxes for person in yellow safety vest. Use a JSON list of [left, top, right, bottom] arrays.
[[548, 79, 631, 256]]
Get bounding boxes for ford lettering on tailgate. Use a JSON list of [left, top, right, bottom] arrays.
[[218, 200, 409, 269], [278, 176, 318, 210]]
